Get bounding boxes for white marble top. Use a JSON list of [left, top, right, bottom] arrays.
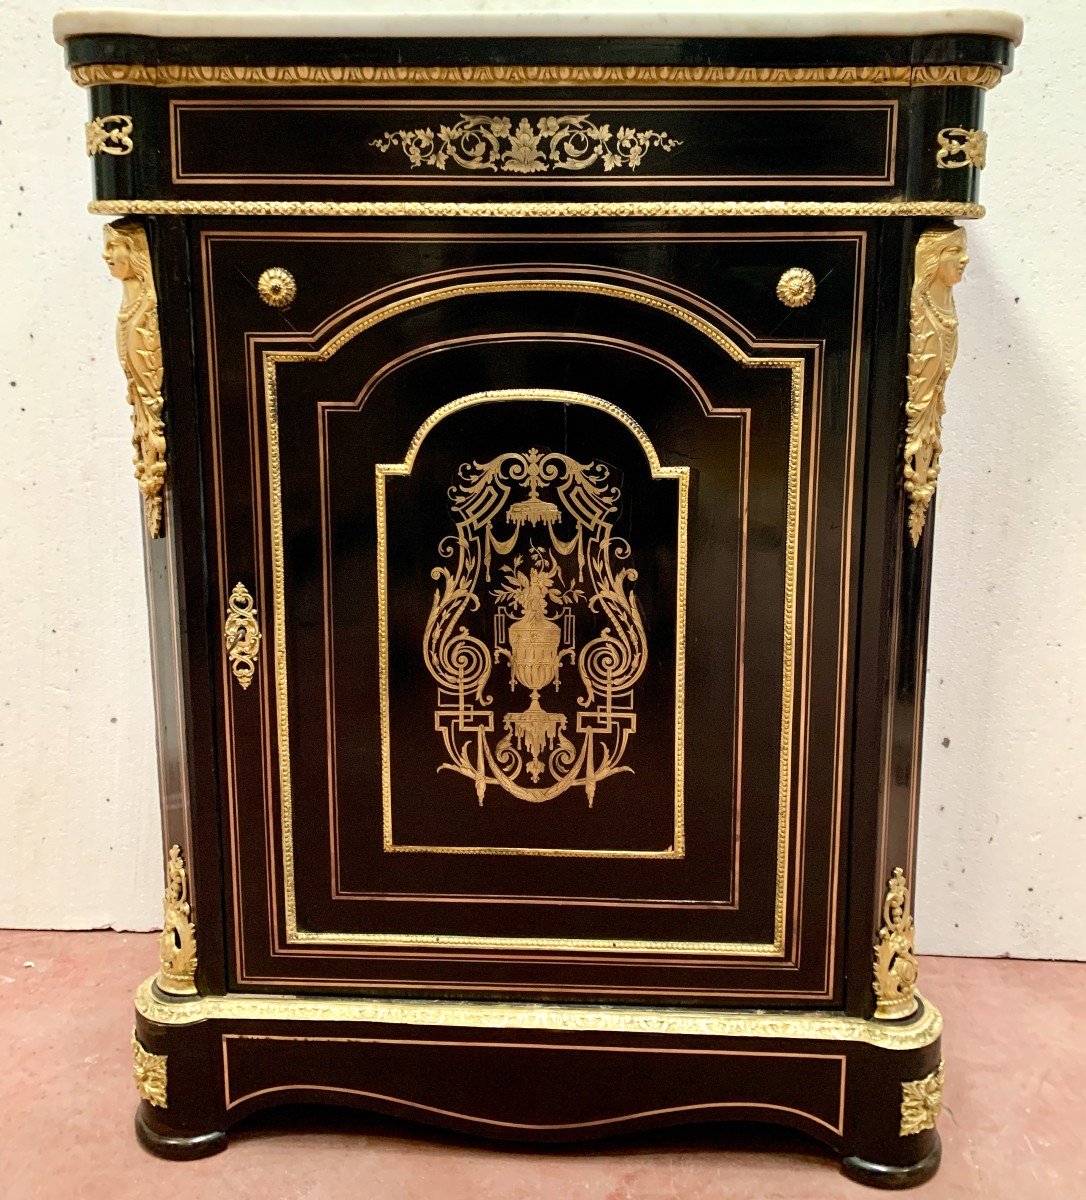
[[54, 5, 1024, 46]]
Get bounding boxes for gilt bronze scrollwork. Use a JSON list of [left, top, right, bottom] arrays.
[[424, 448, 646, 807], [224, 582, 262, 689], [371, 113, 680, 173], [86, 114, 133, 156], [936, 127, 987, 170]]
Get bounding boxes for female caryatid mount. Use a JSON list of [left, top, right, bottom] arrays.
[[103, 221, 167, 537], [905, 224, 969, 545]]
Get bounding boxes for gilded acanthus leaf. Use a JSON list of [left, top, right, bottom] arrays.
[[873, 868, 920, 1019], [132, 1031, 167, 1108], [900, 1060, 945, 1136], [156, 844, 197, 995]]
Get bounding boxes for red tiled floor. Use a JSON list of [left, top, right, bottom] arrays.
[[0, 930, 1082, 1199]]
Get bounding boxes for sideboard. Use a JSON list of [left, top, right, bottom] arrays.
[[57, 6, 1020, 1186]]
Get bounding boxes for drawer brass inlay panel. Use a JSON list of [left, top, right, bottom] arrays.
[[372, 113, 680, 174]]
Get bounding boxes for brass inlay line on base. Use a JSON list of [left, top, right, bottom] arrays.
[[134, 976, 943, 1051], [71, 63, 1003, 89], [90, 199, 986, 220]]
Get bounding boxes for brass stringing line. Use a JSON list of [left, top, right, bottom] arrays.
[[263, 278, 802, 957], [70, 63, 1003, 89], [91, 199, 986, 220], [377, 390, 686, 852], [326, 329, 741, 900], [133, 975, 945, 1051]]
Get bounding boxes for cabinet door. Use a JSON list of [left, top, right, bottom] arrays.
[[196, 222, 868, 1005]]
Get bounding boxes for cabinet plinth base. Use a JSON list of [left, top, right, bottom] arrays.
[[842, 1140, 943, 1189], [135, 1105, 227, 1161], [133, 980, 944, 1185]]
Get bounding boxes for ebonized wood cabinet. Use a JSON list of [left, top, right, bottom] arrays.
[[58, 8, 1019, 1186]]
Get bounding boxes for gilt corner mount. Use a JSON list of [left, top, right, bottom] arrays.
[[155, 844, 197, 996]]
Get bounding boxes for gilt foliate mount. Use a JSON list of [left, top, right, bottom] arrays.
[[904, 225, 968, 546], [104, 221, 167, 538], [424, 448, 646, 806], [371, 113, 681, 174]]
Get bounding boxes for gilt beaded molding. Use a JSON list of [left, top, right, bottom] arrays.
[[90, 199, 987, 220]]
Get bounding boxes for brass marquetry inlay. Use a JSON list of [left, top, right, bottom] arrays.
[[936, 127, 988, 170], [376, 388, 689, 865], [372, 114, 680, 174], [131, 1030, 167, 1108], [104, 221, 167, 538], [71, 63, 1004, 89], [905, 225, 967, 545], [257, 266, 297, 309], [900, 1060, 945, 1136], [776, 267, 817, 308], [90, 199, 987, 220], [134, 975, 944, 1051], [156, 844, 197, 996], [424, 448, 650, 807], [225, 582, 262, 690], [85, 113, 133, 156], [873, 868, 920, 1020]]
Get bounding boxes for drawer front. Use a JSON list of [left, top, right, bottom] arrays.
[[196, 222, 867, 1004], [84, 83, 988, 210], [167, 97, 897, 191]]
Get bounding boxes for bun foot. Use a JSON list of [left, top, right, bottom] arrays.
[[841, 1136, 941, 1190], [135, 1103, 227, 1160]]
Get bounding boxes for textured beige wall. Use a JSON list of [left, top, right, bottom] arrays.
[[0, 1, 1081, 956]]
